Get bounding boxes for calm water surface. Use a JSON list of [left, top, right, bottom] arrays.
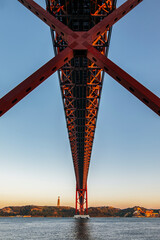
[[0, 217, 160, 240]]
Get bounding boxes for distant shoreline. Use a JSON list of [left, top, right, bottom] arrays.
[[0, 205, 160, 218], [1, 216, 160, 218]]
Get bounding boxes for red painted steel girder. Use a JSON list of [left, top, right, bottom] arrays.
[[18, 0, 77, 42], [87, 45, 160, 115], [0, 0, 158, 137], [0, 47, 73, 116], [18, 0, 143, 45], [86, 0, 143, 42]]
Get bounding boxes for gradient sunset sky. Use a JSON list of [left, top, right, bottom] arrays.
[[0, 0, 160, 209]]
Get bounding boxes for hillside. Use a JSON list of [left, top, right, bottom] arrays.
[[0, 206, 75, 217], [0, 206, 160, 217]]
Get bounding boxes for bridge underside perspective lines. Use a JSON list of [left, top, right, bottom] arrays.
[[45, 0, 118, 214], [0, 0, 159, 215]]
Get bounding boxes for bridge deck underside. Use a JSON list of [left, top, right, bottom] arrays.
[[46, 0, 116, 190]]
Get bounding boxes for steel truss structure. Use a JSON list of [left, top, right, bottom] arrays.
[[0, 0, 159, 215]]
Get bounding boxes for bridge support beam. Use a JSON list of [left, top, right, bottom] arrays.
[[76, 185, 88, 215]]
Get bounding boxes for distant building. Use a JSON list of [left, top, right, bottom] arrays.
[[145, 210, 153, 217], [57, 196, 60, 207]]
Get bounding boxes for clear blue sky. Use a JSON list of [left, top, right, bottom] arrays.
[[0, 0, 159, 209]]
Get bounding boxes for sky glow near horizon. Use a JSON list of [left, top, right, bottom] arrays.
[[0, 0, 160, 209]]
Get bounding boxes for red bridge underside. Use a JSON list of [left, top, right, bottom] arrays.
[[46, 0, 116, 214], [0, 0, 159, 215]]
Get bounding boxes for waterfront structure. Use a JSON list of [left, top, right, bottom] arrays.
[[0, 0, 159, 215]]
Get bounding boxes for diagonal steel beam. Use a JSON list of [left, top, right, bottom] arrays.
[[18, 0, 78, 42], [2, 0, 158, 118], [86, 45, 160, 116], [19, 0, 142, 45], [84, 0, 143, 42], [0, 47, 73, 117]]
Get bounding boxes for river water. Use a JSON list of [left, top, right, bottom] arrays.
[[0, 217, 160, 240]]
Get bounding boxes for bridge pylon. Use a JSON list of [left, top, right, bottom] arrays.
[[76, 185, 88, 215]]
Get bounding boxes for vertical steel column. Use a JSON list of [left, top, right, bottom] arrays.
[[75, 184, 78, 215], [86, 186, 88, 214]]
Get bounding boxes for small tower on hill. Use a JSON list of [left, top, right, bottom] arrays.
[[57, 196, 60, 207]]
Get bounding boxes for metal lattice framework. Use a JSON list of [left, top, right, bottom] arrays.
[[0, 0, 159, 215], [45, 0, 117, 214]]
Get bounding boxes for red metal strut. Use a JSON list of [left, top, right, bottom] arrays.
[[1, 0, 159, 118]]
